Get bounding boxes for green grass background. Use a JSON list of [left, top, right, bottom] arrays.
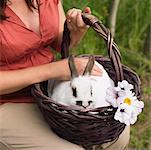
[[62, 0, 151, 149]]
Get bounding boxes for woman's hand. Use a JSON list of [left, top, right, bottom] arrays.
[[54, 57, 102, 80], [66, 7, 91, 48]]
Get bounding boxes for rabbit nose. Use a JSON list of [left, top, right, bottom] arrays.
[[76, 101, 83, 106], [88, 100, 93, 105]]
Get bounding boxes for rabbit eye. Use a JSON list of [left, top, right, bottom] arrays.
[[76, 101, 82, 106], [88, 100, 93, 105], [72, 87, 77, 97], [90, 87, 93, 96]]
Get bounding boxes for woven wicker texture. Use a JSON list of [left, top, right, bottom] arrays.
[[32, 13, 141, 149]]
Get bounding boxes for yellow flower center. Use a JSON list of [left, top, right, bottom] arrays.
[[124, 98, 132, 105]]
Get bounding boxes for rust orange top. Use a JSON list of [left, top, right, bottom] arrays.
[[0, 0, 60, 103]]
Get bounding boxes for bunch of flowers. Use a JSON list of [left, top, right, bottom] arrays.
[[106, 80, 144, 125]]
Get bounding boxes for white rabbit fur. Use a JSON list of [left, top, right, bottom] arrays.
[[48, 60, 114, 110]]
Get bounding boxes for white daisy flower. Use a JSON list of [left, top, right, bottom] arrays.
[[117, 80, 134, 91], [117, 91, 137, 106], [105, 86, 136, 108], [105, 80, 144, 125], [114, 103, 140, 125], [131, 100, 144, 116], [114, 95, 144, 125], [114, 103, 132, 125]]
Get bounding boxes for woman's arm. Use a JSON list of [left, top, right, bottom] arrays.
[[57, 0, 91, 48], [0, 58, 102, 95], [0, 60, 68, 95]]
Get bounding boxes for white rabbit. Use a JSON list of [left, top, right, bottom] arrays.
[[48, 55, 114, 111]]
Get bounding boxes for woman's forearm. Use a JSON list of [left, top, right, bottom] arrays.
[[0, 57, 102, 95], [57, 2, 90, 49], [69, 29, 87, 48], [0, 60, 69, 95]]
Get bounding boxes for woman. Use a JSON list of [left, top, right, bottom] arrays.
[[0, 0, 130, 149]]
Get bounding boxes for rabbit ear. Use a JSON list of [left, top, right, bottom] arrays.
[[68, 55, 79, 78], [83, 55, 95, 76]]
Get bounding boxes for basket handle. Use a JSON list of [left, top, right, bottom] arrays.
[[61, 13, 124, 83]]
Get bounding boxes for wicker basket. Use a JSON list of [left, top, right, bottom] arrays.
[[31, 13, 141, 149]]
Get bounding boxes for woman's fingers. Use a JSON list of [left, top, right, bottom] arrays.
[[91, 65, 103, 76], [74, 58, 102, 76], [84, 7, 91, 14], [57, 57, 102, 81], [66, 8, 89, 31], [66, 8, 81, 24], [76, 11, 87, 28], [66, 8, 79, 31]]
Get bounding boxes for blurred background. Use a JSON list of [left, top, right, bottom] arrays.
[[62, 0, 151, 149]]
